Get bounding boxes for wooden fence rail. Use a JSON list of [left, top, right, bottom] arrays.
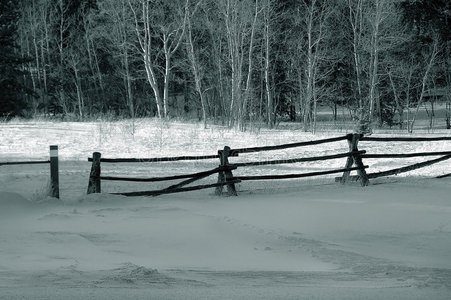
[[87, 151, 240, 197], [336, 134, 451, 182], [0, 161, 50, 166], [87, 133, 450, 198], [361, 151, 451, 159], [216, 136, 369, 194], [235, 166, 368, 181], [0, 145, 59, 198], [89, 154, 223, 163], [233, 151, 365, 167], [99, 166, 236, 183], [231, 135, 350, 154], [360, 136, 451, 142], [112, 180, 242, 197]]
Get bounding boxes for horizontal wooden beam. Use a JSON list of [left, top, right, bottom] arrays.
[[233, 151, 365, 167], [360, 136, 451, 142], [88, 154, 233, 163], [362, 151, 451, 159], [368, 155, 451, 179], [0, 160, 50, 166], [111, 179, 241, 197], [231, 135, 350, 154], [100, 165, 237, 182], [235, 166, 367, 181]]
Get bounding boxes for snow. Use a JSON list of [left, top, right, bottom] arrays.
[[1, 119, 451, 299]]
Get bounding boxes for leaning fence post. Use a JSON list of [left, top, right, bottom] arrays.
[[87, 152, 101, 194], [49, 145, 59, 198], [215, 146, 237, 196]]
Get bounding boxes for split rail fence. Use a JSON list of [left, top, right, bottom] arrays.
[[87, 133, 451, 197], [87, 152, 241, 197], [337, 135, 451, 182], [0, 145, 60, 198]]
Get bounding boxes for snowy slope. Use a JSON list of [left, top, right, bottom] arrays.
[[1, 119, 451, 299]]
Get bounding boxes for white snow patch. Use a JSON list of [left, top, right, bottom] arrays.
[[1, 120, 451, 299]]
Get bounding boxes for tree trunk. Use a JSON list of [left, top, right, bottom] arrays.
[[409, 38, 440, 133], [264, 3, 273, 128], [186, 5, 208, 128]]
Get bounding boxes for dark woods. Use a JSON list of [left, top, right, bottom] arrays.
[[1, 0, 450, 132]]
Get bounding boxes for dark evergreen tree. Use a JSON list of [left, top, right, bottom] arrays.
[[0, 0, 29, 117], [399, 0, 450, 41]]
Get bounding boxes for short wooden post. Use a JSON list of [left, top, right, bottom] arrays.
[[341, 134, 369, 186], [49, 145, 59, 198], [87, 152, 101, 194], [215, 146, 237, 196]]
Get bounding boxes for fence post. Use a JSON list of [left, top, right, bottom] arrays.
[[49, 145, 59, 198], [215, 146, 237, 196], [341, 134, 369, 186], [87, 152, 101, 194]]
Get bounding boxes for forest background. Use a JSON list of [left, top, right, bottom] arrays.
[[0, 0, 450, 133]]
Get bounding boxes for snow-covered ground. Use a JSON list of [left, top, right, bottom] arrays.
[[1, 119, 451, 299]]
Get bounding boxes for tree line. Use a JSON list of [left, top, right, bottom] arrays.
[[1, 0, 450, 132]]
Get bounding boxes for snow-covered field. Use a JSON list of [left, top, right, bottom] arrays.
[[1, 119, 451, 299]]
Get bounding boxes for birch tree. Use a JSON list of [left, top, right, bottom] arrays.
[[219, 0, 261, 128], [263, 0, 274, 128], [186, 0, 208, 128], [128, 0, 187, 118], [290, 0, 333, 132], [408, 37, 440, 133]]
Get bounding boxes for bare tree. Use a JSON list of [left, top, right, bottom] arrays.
[[128, 0, 188, 119], [98, 0, 136, 119], [241, 0, 261, 131], [67, 47, 85, 119], [128, 0, 164, 118], [263, 0, 274, 128], [218, 0, 261, 128], [186, 0, 208, 128], [291, 0, 332, 132], [408, 37, 440, 133]]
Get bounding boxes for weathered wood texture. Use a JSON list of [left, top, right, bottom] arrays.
[[87, 152, 101, 194], [367, 155, 451, 179], [360, 136, 451, 142], [361, 151, 451, 159], [340, 134, 369, 186], [215, 146, 238, 196], [230, 135, 350, 154], [100, 165, 236, 183], [233, 151, 365, 167], [0, 160, 50, 166], [113, 180, 241, 197], [235, 166, 368, 181], [49, 145, 59, 198], [88, 154, 237, 163], [87, 133, 451, 197]]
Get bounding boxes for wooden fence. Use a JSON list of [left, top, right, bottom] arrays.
[[87, 152, 240, 197], [336, 134, 451, 182], [0, 145, 60, 198], [86, 133, 451, 197], [215, 135, 369, 195], [86, 134, 365, 197]]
